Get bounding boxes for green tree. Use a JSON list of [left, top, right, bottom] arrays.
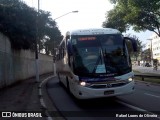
[[141, 49, 151, 62], [43, 26, 63, 55], [104, 0, 160, 36], [102, 5, 129, 32], [0, 0, 37, 49], [125, 34, 145, 61], [0, 0, 63, 52]]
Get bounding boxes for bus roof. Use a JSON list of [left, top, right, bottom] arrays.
[[66, 28, 121, 36]]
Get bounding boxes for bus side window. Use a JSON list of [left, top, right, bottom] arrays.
[[61, 48, 63, 58], [60, 48, 62, 59], [67, 39, 73, 56], [59, 48, 61, 60], [59, 47, 65, 59], [59, 41, 65, 59]]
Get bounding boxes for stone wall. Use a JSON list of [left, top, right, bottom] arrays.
[[0, 33, 53, 88]]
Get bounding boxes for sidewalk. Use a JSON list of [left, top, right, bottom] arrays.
[[0, 73, 53, 120], [132, 65, 160, 75]]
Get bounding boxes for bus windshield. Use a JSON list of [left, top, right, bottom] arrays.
[[70, 34, 131, 77]]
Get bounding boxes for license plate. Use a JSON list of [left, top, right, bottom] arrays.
[[104, 90, 114, 95]]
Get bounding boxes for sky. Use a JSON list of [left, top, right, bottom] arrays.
[[23, 0, 153, 44]]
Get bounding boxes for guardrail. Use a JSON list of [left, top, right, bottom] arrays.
[[135, 74, 160, 81]]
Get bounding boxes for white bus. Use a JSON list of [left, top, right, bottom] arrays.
[[56, 28, 137, 99]]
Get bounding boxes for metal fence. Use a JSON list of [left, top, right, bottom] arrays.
[[135, 74, 160, 81]]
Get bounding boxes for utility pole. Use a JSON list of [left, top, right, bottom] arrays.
[[35, 0, 40, 82], [147, 38, 153, 66]]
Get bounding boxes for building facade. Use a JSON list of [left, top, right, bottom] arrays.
[[146, 33, 160, 62]]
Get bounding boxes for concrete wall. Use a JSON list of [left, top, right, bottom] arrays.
[[0, 32, 53, 88]]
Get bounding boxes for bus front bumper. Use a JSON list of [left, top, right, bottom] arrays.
[[72, 81, 135, 99]]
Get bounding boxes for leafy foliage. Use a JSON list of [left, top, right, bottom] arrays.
[[103, 0, 160, 36], [0, 0, 63, 54], [141, 49, 151, 62], [125, 34, 145, 60], [102, 6, 129, 32]]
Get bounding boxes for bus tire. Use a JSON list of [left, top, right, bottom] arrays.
[[66, 77, 71, 93]]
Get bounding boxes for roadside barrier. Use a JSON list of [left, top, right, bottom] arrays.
[[135, 74, 160, 81]]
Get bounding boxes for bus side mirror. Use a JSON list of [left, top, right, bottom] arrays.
[[124, 37, 138, 52]]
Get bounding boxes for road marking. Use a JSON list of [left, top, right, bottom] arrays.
[[40, 98, 46, 108], [144, 93, 160, 98], [39, 75, 54, 88], [39, 75, 55, 120], [47, 117, 54, 120], [116, 100, 160, 119], [117, 100, 148, 112]]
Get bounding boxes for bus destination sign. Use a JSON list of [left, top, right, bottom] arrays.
[[78, 37, 96, 41]]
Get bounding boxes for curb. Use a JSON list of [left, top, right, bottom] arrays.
[[38, 76, 55, 120]]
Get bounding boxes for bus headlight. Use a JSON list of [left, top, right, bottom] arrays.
[[79, 81, 91, 87], [80, 81, 86, 86], [128, 77, 133, 82]]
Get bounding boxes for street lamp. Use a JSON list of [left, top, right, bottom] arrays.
[[52, 10, 78, 76], [54, 11, 78, 20]]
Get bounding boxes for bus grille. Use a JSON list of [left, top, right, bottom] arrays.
[[89, 82, 128, 89]]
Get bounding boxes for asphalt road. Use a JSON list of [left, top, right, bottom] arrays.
[[46, 77, 160, 120]]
